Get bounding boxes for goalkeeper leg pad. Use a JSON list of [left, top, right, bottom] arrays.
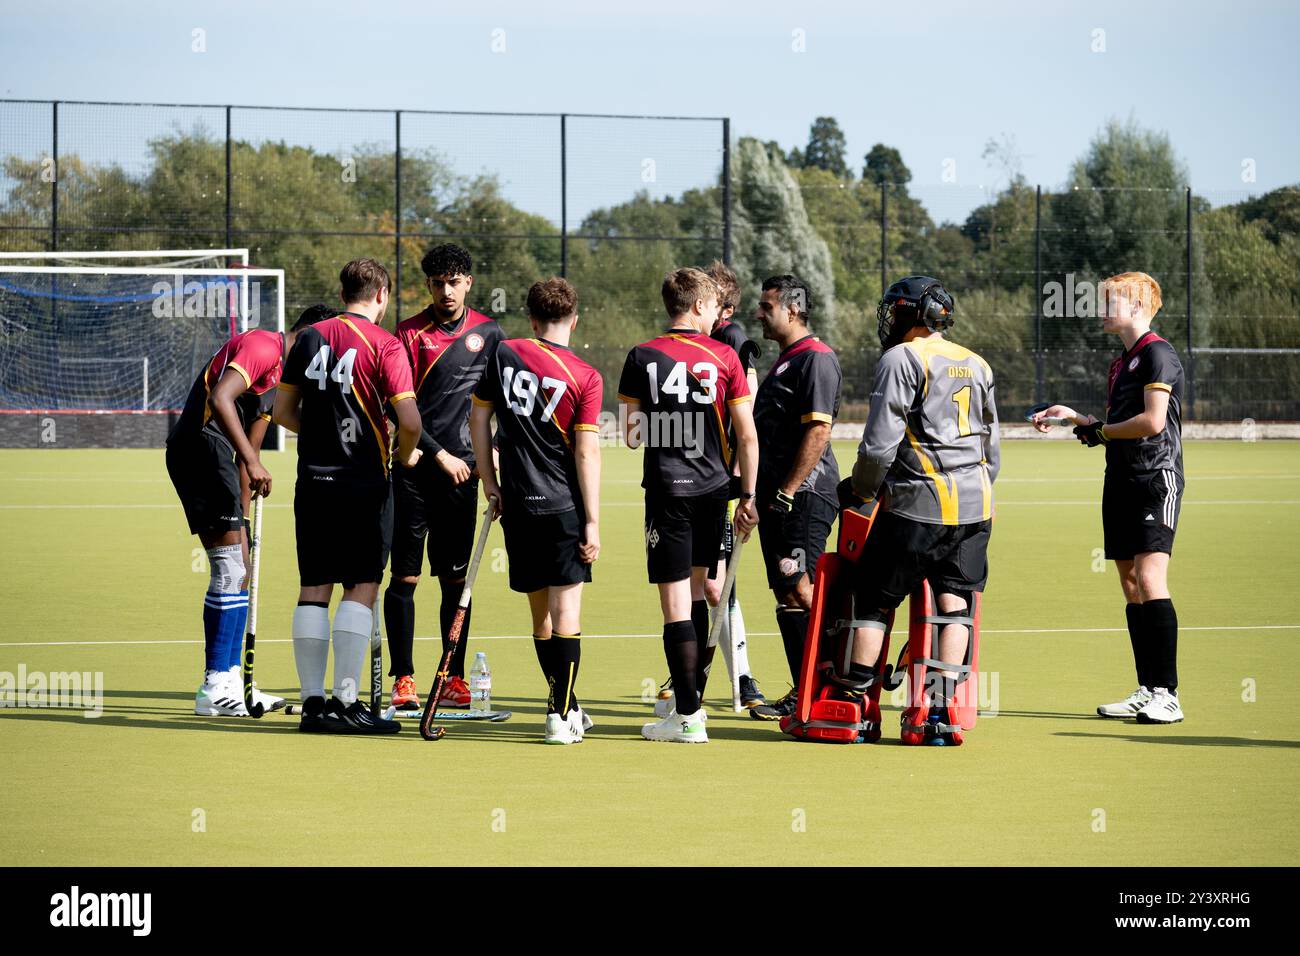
[[899, 583, 982, 745]]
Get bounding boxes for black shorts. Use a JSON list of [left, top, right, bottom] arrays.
[[644, 488, 728, 584], [165, 433, 243, 538], [391, 460, 479, 579], [852, 511, 992, 611], [757, 491, 837, 591], [502, 507, 593, 593], [1103, 469, 1182, 560], [295, 478, 392, 588]]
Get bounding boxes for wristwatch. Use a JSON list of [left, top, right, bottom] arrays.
[[772, 490, 795, 513]]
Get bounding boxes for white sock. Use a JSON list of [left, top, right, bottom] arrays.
[[332, 601, 372, 705], [293, 604, 331, 701]]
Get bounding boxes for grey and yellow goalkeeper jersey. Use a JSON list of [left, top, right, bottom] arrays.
[[855, 336, 1000, 526]]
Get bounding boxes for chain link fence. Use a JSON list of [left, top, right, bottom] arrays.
[[3, 99, 1297, 427]]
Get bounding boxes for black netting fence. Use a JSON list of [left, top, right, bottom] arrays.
[[2, 100, 1297, 423]]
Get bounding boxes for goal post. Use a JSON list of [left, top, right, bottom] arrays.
[[0, 263, 285, 449]]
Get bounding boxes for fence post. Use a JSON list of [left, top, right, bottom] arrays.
[[1035, 184, 1043, 403], [560, 113, 568, 277], [722, 118, 731, 265], [880, 182, 887, 297], [1185, 185, 1195, 421], [224, 106, 232, 251], [51, 100, 58, 252], [395, 110, 402, 322]]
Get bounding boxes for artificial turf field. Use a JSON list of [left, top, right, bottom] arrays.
[[1, 439, 1297, 867]]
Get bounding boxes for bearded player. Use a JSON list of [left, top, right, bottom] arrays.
[[1032, 272, 1185, 724], [385, 244, 504, 714], [470, 277, 603, 744], [165, 302, 332, 716]]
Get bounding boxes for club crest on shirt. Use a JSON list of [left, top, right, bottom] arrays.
[[775, 361, 790, 376], [466, 333, 485, 353], [1128, 357, 1140, 371]]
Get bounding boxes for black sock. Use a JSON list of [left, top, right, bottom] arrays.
[[553, 633, 581, 716], [777, 607, 810, 686], [691, 599, 713, 694], [384, 581, 417, 678], [663, 620, 700, 714], [440, 580, 472, 678], [1142, 598, 1179, 692], [533, 636, 558, 713], [1125, 602, 1147, 687]]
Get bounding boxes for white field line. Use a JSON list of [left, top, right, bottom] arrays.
[[3, 624, 1298, 649]]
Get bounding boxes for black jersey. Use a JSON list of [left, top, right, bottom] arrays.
[[473, 337, 604, 516], [712, 319, 760, 375], [753, 334, 842, 507], [279, 313, 415, 491], [396, 306, 503, 467], [1104, 331, 1184, 477], [617, 328, 751, 497]]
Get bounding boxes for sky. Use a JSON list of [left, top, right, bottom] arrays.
[[1, 0, 1297, 225]]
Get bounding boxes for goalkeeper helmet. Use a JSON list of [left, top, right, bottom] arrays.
[[876, 276, 955, 348]]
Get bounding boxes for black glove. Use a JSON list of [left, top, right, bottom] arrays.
[[836, 476, 874, 513], [1072, 421, 1109, 447]]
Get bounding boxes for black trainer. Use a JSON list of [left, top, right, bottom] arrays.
[[297, 696, 336, 734], [762, 688, 798, 721], [327, 697, 401, 735], [738, 674, 766, 707]]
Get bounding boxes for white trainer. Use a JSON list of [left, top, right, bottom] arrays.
[[227, 665, 285, 712], [545, 711, 582, 745], [654, 692, 675, 719], [1136, 687, 1184, 724], [641, 707, 708, 743], [1097, 686, 1152, 718], [575, 706, 594, 732], [195, 670, 248, 717]]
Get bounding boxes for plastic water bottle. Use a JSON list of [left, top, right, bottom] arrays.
[[469, 652, 491, 714]]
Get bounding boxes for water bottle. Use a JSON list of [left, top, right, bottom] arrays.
[[469, 652, 491, 714]]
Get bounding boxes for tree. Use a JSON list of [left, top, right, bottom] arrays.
[[862, 144, 911, 186], [803, 117, 849, 179]]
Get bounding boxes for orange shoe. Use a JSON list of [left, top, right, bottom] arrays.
[[439, 675, 471, 708], [391, 674, 420, 711]]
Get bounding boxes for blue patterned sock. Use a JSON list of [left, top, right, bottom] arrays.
[[226, 590, 250, 670]]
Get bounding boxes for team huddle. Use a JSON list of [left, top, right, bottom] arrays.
[[165, 241, 1187, 745]]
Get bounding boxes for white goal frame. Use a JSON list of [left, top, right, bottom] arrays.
[[0, 263, 285, 446]]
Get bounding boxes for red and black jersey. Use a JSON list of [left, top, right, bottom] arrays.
[[712, 318, 761, 375], [1105, 331, 1184, 477], [617, 328, 751, 497], [279, 312, 415, 490], [396, 306, 503, 467], [753, 334, 842, 507], [473, 337, 603, 516], [169, 328, 283, 447]]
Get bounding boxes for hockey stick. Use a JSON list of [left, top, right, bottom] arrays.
[[395, 709, 512, 722], [419, 495, 498, 741], [706, 534, 746, 710], [370, 593, 383, 717], [241, 493, 266, 718]]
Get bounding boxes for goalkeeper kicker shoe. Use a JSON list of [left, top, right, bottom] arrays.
[[195, 671, 247, 717], [1097, 686, 1152, 718], [641, 708, 708, 743], [1135, 688, 1184, 724]]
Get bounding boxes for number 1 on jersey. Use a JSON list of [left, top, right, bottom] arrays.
[[952, 384, 972, 437]]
